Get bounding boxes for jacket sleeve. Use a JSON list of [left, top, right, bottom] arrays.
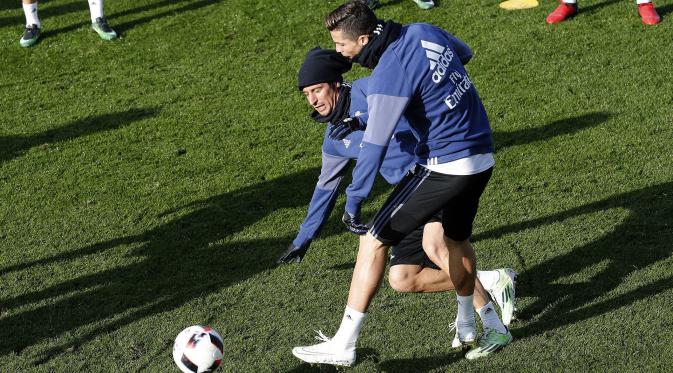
[[450, 34, 473, 65], [293, 152, 351, 247], [344, 57, 412, 217]]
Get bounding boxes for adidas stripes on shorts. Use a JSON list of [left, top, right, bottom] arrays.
[[370, 164, 493, 246]]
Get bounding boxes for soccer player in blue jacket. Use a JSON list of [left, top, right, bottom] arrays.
[[292, 2, 512, 366], [277, 47, 417, 264], [280, 48, 516, 322]]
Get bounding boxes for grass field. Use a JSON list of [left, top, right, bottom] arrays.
[[1, 0, 673, 371]]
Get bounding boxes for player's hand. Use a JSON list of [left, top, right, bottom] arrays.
[[342, 211, 370, 235], [277, 243, 309, 264], [328, 117, 363, 141]]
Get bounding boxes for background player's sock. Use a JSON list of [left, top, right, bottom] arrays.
[[88, 0, 104, 22], [23, 2, 40, 28], [332, 306, 366, 348], [477, 302, 507, 333]]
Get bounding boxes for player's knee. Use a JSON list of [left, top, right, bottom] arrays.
[[388, 268, 416, 292]]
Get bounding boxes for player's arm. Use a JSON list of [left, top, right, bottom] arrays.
[[344, 93, 409, 217], [342, 59, 412, 234], [448, 34, 473, 65], [278, 152, 351, 263]]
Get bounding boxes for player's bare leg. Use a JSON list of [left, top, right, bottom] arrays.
[[388, 264, 454, 293], [292, 233, 388, 366], [419, 222, 510, 354]]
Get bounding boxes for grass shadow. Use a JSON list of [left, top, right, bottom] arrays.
[[493, 112, 610, 151], [475, 181, 673, 338], [379, 351, 461, 372], [0, 0, 86, 29], [0, 166, 374, 364], [39, 0, 221, 41], [656, 3, 673, 17], [582, 0, 622, 14], [0, 107, 159, 164]]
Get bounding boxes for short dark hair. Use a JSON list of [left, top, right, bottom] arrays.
[[324, 1, 378, 40]]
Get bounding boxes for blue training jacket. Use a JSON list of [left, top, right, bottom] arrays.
[[292, 77, 417, 249], [344, 23, 494, 215]]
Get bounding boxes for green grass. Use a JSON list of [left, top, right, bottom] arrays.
[[1, 0, 673, 371]]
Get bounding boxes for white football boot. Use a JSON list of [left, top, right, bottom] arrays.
[[450, 318, 478, 349], [292, 331, 356, 367], [486, 268, 518, 326]]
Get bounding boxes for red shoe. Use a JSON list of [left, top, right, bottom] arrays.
[[546, 2, 578, 24], [638, 2, 661, 25]]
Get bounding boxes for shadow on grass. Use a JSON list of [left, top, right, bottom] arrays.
[[37, 0, 222, 41], [493, 112, 610, 151], [0, 166, 367, 364], [0, 0, 86, 29], [0, 0, 215, 30], [656, 3, 673, 17], [0, 107, 159, 164], [379, 351, 461, 372], [475, 181, 673, 338], [582, 0, 622, 14]]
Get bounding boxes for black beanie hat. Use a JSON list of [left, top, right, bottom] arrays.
[[298, 47, 352, 90]]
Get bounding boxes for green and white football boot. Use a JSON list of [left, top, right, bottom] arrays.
[[92, 17, 117, 40], [411, 0, 435, 9], [20, 24, 40, 48], [465, 327, 513, 360]]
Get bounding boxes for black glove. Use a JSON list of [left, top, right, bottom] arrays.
[[328, 117, 363, 141], [342, 211, 370, 235], [277, 243, 310, 264]]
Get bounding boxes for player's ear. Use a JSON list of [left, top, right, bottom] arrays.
[[357, 34, 369, 46]]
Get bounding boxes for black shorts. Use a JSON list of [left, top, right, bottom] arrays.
[[389, 214, 441, 269], [370, 165, 492, 246]]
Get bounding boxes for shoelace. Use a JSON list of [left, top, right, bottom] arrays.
[[96, 18, 112, 31], [314, 330, 330, 342]]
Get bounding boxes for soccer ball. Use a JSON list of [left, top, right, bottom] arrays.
[[173, 325, 224, 373]]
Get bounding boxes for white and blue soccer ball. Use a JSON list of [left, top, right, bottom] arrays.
[[173, 325, 224, 373]]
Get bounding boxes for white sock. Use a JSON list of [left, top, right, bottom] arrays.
[[456, 294, 475, 324], [476, 270, 500, 291], [477, 301, 507, 334], [636, 0, 651, 4], [23, 2, 40, 28], [88, 0, 104, 22], [563, 0, 577, 4], [332, 306, 366, 349]]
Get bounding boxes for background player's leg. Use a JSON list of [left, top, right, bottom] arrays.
[[88, 0, 117, 40], [20, 0, 40, 47]]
